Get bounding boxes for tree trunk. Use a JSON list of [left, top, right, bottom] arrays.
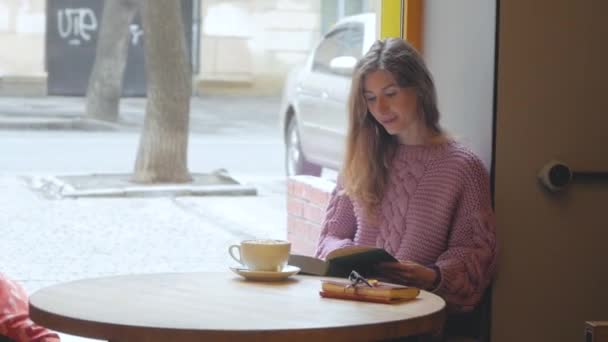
[[132, 0, 192, 183], [85, 0, 139, 122]]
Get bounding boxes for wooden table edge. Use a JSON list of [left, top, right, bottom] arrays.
[[30, 299, 445, 342]]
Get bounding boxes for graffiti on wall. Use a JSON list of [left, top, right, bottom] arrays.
[[56, 7, 143, 46], [129, 24, 143, 45], [57, 7, 97, 45]]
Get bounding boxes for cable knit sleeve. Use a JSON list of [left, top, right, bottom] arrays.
[[0, 273, 60, 342], [314, 180, 357, 259], [432, 158, 498, 313]]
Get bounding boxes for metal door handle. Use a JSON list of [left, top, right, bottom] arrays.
[[538, 160, 608, 191]]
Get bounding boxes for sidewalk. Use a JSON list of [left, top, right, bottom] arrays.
[[1, 174, 287, 292]]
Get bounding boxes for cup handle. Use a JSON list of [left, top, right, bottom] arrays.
[[228, 245, 243, 265]]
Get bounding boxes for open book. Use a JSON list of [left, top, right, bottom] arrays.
[[320, 278, 420, 304], [288, 246, 398, 278]]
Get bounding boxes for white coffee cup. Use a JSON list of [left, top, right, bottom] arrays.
[[228, 239, 291, 272]]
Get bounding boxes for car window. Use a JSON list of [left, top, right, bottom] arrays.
[[312, 23, 364, 77], [342, 24, 364, 60]]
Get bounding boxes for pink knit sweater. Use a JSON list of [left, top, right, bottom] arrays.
[[315, 141, 497, 312]]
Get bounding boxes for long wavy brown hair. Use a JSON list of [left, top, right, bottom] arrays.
[[342, 38, 443, 218]]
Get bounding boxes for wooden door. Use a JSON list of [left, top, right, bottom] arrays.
[[493, 1, 608, 341]]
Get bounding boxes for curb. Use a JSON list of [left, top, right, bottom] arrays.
[[27, 174, 258, 199], [61, 184, 258, 198], [0, 117, 121, 131]]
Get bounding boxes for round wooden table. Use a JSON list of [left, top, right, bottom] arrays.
[[29, 272, 446, 342]]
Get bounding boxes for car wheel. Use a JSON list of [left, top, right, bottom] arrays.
[[285, 117, 322, 177]]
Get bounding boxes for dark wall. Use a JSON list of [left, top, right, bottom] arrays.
[[46, 0, 194, 96]]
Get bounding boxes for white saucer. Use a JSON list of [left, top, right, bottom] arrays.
[[229, 265, 301, 281]]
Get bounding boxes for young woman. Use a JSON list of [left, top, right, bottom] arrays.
[[315, 38, 497, 314]]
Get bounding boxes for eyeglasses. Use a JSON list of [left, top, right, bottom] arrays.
[[348, 270, 373, 288]]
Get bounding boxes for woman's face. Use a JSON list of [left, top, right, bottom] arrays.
[[363, 69, 421, 142]]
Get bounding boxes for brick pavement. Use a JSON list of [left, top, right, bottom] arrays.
[[1, 175, 286, 293]]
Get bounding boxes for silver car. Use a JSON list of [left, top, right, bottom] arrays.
[[279, 14, 377, 176]]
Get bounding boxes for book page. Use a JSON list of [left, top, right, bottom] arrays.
[[288, 254, 328, 276]]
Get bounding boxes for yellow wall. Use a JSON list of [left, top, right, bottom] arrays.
[[380, 0, 422, 52], [380, 0, 401, 39]]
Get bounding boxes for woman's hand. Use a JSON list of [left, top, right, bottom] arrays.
[[375, 260, 438, 290]]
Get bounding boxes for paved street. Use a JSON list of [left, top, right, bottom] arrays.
[[0, 131, 283, 178], [0, 95, 289, 341], [0, 95, 283, 137]]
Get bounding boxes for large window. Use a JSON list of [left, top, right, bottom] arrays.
[[0, 0, 381, 307]]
